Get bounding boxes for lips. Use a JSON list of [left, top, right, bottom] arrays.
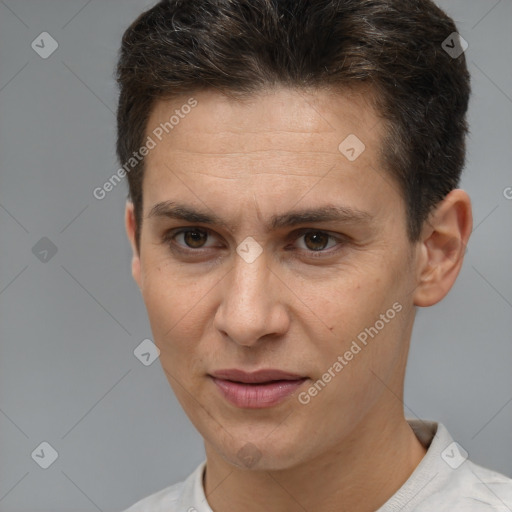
[[209, 369, 308, 408], [210, 368, 306, 384]]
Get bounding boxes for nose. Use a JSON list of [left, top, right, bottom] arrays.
[[213, 250, 290, 347]]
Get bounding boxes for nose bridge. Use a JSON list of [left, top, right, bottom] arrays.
[[215, 248, 283, 345], [230, 249, 271, 313]]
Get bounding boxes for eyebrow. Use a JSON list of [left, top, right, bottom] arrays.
[[147, 200, 372, 231]]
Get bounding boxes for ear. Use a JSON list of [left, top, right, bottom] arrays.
[[125, 201, 142, 290], [413, 189, 473, 307]]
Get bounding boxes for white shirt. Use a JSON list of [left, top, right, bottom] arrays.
[[123, 419, 512, 511]]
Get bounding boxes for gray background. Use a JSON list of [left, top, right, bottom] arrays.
[[0, 1, 511, 511]]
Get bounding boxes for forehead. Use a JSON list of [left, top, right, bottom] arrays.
[[144, 86, 384, 162], [140, 86, 400, 229]]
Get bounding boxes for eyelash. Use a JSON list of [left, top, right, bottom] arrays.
[[162, 227, 347, 259]]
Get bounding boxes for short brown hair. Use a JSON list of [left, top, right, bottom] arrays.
[[116, 0, 471, 251]]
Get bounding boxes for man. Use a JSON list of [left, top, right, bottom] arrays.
[[119, 0, 512, 510]]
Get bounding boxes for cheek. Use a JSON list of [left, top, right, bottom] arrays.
[[298, 298, 408, 436], [302, 262, 408, 374], [141, 266, 204, 358], [295, 268, 389, 338]]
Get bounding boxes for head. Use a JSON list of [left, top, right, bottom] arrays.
[[119, 0, 472, 470]]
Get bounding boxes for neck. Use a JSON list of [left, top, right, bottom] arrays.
[[203, 408, 427, 512]]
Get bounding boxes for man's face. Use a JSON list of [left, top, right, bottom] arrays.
[[126, 87, 421, 470]]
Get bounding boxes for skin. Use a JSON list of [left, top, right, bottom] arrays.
[[125, 87, 472, 512]]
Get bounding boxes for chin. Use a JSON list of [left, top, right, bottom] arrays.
[[215, 432, 311, 472]]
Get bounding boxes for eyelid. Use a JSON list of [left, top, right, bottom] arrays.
[[290, 227, 345, 240], [289, 228, 347, 255], [163, 227, 221, 250], [163, 226, 348, 257], [164, 227, 343, 244]]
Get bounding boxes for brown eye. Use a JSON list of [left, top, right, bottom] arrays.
[[182, 229, 208, 248], [163, 227, 222, 255], [303, 231, 330, 251]]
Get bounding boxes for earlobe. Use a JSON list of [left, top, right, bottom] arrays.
[[413, 189, 472, 307], [124, 201, 142, 290]]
